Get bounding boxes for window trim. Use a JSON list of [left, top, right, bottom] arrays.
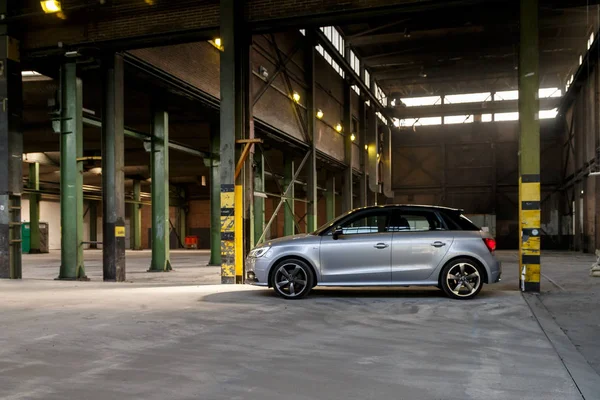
[[318, 209, 392, 236]]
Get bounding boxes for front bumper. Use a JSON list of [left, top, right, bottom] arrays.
[[244, 256, 270, 286]]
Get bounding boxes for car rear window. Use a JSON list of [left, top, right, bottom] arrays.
[[440, 212, 480, 231]]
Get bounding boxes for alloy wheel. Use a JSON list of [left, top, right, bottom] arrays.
[[274, 263, 308, 298], [446, 262, 481, 298]]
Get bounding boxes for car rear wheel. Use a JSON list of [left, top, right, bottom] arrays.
[[440, 258, 483, 300], [271, 259, 314, 300]]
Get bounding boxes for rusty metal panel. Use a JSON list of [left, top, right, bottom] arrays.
[[393, 145, 443, 188], [315, 125, 344, 162]]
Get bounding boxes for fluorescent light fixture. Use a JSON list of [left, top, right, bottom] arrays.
[[589, 171, 600, 176], [254, 191, 268, 198], [40, 0, 61, 13]]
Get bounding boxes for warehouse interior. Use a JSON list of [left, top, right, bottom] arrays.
[[2, 1, 600, 399]]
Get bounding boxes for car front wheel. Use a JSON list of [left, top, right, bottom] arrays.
[[440, 258, 484, 300], [271, 259, 314, 299]]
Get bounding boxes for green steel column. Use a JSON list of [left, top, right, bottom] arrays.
[[89, 202, 98, 249], [76, 77, 84, 274], [131, 180, 142, 250], [358, 100, 368, 207], [519, 0, 541, 292], [0, 31, 23, 279], [253, 152, 265, 247], [59, 61, 86, 280], [326, 172, 336, 221], [28, 163, 41, 253], [283, 158, 295, 236], [343, 84, 353, 212], [207, 130, 221, 266], [305, 30, 318, 232], [366, 106, 379, 200], [178, 187, 187, 248], [102, 54, 125, 281], [149, 110, 172, 272]]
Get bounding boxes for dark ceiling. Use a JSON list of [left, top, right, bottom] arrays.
[[339, 2, 597, 97]]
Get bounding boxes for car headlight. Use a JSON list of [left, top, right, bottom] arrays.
[[248, 246, 271, 258]]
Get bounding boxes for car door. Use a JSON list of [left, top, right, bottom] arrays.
[[390, 209, 454, 282], [319, 209, 392, 284]]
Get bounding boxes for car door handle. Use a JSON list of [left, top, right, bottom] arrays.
[[431, 241, 446, 248], [374, 243, 389, 249]]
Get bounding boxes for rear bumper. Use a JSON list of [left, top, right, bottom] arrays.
[[489, 260, 502, 283]]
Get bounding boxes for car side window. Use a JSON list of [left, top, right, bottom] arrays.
[[389, 210, 445, 232], [339, 210, 389, 235]]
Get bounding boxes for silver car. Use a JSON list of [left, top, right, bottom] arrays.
[[246, 205, 501, 300]]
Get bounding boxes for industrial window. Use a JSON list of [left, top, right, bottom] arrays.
[[316, 44, 345, 79], [351, 85, 360, 95], [494, 112, 519, 121], [444, 92, 491, 104], [495, 88, 562, 101], [321, 26, 345, 57], [444, 115, 474, 124], [299, 29, 305, 36], [400, 96, 441, 107], [482, 114, 493, 122], [539, 108, 558, 119], [588, 32, 595, 50], [349, 50, 360, 76], [376, 112, 388, 124], [399, 117, 442, 127], [373, 82, 388, 107], [365, 69, 371, 88]]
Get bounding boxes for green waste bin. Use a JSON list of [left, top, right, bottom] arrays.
[[21, 223, 31, 254]]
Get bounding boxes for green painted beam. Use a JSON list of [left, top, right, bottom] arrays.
[[326, 172, 335, 222], [342, 83, 353, 213], [305, 31, 318, 233], [131, 180, 142, 250], [58, 62, 86, 280], [283, 158, 295, 236], [207, 130, 220, 266], [178, 187, 187, 248], [149, 110, 172, 272], [28, 163, 41, 253]]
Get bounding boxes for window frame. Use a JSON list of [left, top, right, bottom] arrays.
[[318, 208, 392, 236], [389, 208, 448, 233]]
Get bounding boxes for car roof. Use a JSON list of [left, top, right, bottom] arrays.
[[356, 204, 464, 213]]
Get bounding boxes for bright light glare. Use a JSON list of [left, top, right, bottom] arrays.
[[400, 96, 441, 107], [40, 0, 61, 13]]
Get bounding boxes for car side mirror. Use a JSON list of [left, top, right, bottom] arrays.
[[332, 226, 343, 240]]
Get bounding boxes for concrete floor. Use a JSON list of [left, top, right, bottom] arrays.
[[0, 250, 598, 399]]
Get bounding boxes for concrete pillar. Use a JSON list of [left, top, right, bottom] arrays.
[[149, 110, 172, 272], [58, 61, 86, 280], [305, 30, 318, 233], [253, 152, 265, 247], [343, 84, 353, 213], [207, 129, 220, 266], [102, 54, 126, 281], [131, 181, 142, 250], [0, 32, 23, 279], [518, 0, 541, 292], [28, 163, 41, 253], [283, 158, 295, 236]]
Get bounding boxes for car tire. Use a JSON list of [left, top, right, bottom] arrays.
[[440, 258, 484, 300], [271, 258, 314, 300]]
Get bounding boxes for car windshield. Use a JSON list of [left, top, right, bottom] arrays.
[[313, 210, 354, 235]]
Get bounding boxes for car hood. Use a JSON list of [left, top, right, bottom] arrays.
[[263, 233, 316, 247]]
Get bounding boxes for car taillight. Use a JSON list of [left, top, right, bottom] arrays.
[[483, 238, 497, 253]]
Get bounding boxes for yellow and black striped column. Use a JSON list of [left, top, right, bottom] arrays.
[[520, 175, 541, 291], [220, 184, 235, 284], [519, 0, 541, 292]]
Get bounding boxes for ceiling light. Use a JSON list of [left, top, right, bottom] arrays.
[[316, 109, 324, 119], [40, 0, 61, 13], [292, 92, 301, 103], [350, 133, 356, 142], [335, 123, 343, 133]]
